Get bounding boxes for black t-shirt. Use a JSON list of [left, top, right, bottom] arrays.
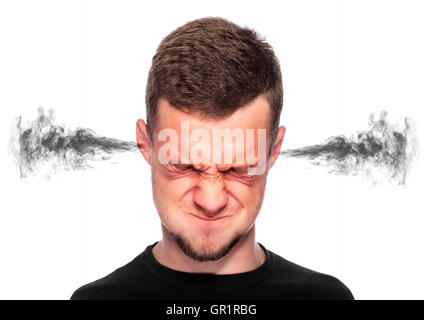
[[70, 241, 354, 300]]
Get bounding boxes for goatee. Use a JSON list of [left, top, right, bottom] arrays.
[[170, 231, 243, 262]]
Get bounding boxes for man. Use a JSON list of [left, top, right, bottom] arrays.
[[71, 16, 354, 300]]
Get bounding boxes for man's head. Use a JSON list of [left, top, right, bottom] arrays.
[[136, 17, 285, 262]]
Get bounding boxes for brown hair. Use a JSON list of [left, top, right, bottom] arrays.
[[145, 16, 283, 154]]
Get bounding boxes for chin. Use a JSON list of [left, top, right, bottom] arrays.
[[169, 225, 245, 262]]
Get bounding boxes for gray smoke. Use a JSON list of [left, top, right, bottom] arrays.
[[9, 106, 138, 178], [280, 111, 418, 185], [10, 107, 418, 184]]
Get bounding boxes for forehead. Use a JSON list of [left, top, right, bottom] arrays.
[[155, 94, 271, 133], [153, 95, 271, 166]]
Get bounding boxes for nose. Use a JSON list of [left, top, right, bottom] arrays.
[[193, 176, 228, 217]]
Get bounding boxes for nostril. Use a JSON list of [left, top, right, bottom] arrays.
[[194, 198, 227, 217], [193, 181, 229, 216]]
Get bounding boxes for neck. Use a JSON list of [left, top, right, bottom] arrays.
[[152, 224, 266, 274]]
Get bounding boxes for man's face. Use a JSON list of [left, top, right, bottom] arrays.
[[136, 94, 285, 262]]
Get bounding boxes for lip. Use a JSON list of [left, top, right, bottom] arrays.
[[188, 212, 229, 221]]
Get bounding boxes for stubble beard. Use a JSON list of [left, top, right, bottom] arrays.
[[169, 229, 244, 262]]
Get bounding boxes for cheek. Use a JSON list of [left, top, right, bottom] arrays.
[[153, 171, 197, 204], [225, 178, 265, 208]]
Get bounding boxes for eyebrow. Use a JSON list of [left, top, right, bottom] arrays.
[[167, 148, 261, 166], [169, 162, 258, 170]]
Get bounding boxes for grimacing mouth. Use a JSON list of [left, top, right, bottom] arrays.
[[188, 212, 230, 221]]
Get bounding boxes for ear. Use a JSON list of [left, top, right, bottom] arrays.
[[136, 119, 152, 166], [268, 126, 286, 169]]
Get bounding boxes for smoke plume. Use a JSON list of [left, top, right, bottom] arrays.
[[10, 107, 418, 184], [280, 111, 418, 185], [9, 107, 138, 178]]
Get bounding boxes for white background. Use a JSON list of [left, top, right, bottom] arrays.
[[0, 0, 423, 299]]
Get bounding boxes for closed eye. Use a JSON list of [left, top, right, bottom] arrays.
[[221, 167, 249, 175], [173, 164, 195, 171]]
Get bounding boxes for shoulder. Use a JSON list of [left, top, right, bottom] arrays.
[[267, 250, 354, 300], [70, 279, 123, 300], [70, 254, 144, 300]]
